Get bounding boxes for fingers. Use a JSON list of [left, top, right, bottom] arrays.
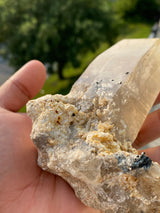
[[133, 109, 160, 149], [0, 60, 46, 112], [138, 146, 160, 164]]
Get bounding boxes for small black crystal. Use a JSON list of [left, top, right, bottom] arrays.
[[131, 152, 152, 171]]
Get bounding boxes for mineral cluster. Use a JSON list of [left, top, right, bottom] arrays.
[[27, 39, 160, 212], [27, 94, 160, 213]]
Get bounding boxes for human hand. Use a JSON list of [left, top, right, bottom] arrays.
[[133, 94, 160, 164], [0, 61, 100, 213]]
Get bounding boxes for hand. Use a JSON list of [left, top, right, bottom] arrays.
[[0, 61, 100, 213], [133, 94, 160, 164]]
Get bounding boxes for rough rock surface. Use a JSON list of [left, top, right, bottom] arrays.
[[27, 94, 160, 213]]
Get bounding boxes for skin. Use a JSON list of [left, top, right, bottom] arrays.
[[0, 60, 159, 213]]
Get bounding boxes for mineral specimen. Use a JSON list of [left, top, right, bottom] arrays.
[[27, 39, 160, 213]]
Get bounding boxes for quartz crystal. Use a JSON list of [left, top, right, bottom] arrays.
[[27, 39, 160, 213]]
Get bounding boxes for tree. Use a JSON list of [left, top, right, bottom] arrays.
[[0, 0, 118, 79]]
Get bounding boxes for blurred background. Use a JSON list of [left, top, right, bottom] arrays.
[[0, 0, 160, 99]]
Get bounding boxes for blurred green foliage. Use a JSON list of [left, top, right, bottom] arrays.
[[0, 0, 159, 84], [113, 0, 160, 22], [0, 0, 118, 79]]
